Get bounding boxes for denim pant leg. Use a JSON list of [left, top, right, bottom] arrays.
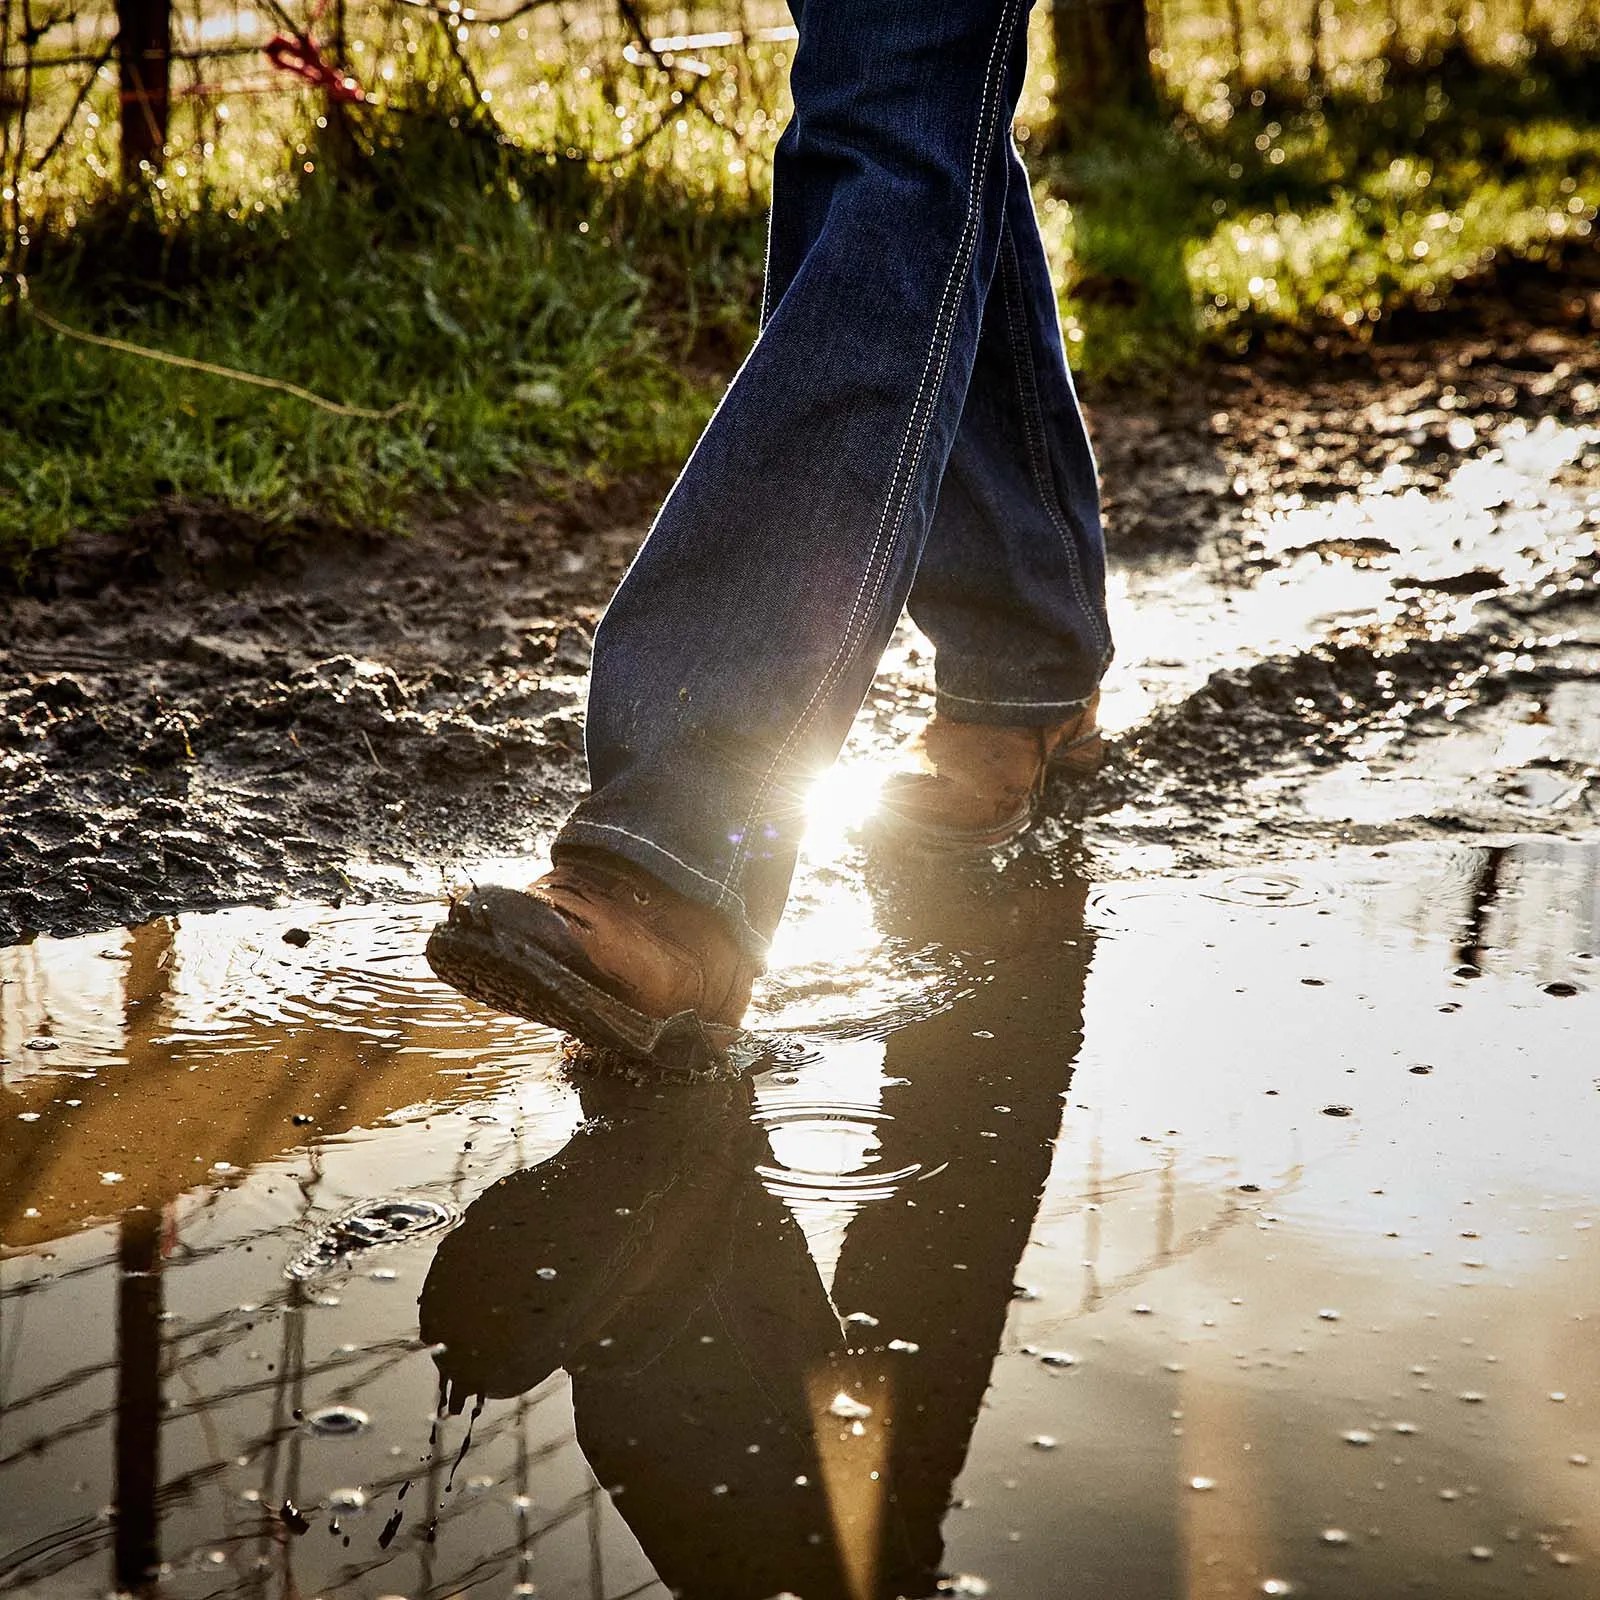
[[556, 0, 1033, 953], [908, 146, 1114, 726]]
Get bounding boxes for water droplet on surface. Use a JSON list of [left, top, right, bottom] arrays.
[[535, 1267, 557, 1280], [1260, 1581, 1297, 1597], [1189, 1476, 1216, 1491], [1202, 870, 1330, 908], [1321, 1104, 1354, 1118], [828, 1393, 872, 1421], [1030, 1436, 1058, 1451], [1039, 1351, 1077, 1368], [1469, 1545, 1494, 1562], [304, 1406, 370, 1438], [844, 1312, 880, 1327], [1409, 1064, 1433, 1075], [287, 1199, 459, 1280], [935, 1577, 990, 1597], [1458, 1391, 1486, 1404], [1544, 981, 1580, 997], [1132, 1303, 1154, 1315], [1317, 1309, 1341, 1321], [887, 1338, 919, 1353], [1321, 1528, 1350, 1546], [1342, 1429, 1375, 1446], [25, 1038, 59, 1052], [1011, 1284, 1041, 1301], [328, 1488, 366, 1513], [1570, 1454, 1591, 1467]]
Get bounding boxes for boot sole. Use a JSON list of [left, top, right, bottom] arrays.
[[425, 911, 742, 1082], [872, 730, 1106, 851]]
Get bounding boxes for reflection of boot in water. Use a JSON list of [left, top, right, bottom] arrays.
[[420, 862, 1095, 1599], [420, 1075, 855, 1599]]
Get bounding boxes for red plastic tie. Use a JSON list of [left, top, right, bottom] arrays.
[[264, 31, 366, 102]]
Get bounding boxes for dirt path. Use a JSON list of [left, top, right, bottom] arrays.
[[2, 316, 1597, 947]]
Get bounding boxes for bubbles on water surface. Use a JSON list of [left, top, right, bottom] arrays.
[[287, 1198, 459, 1280], [827, 1393, 873, 1421], [303, 1406, 370, 1438]]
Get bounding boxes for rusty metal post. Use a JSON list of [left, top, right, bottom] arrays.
[[116, 0, 170, 182]]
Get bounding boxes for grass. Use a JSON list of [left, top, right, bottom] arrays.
[[1041, 41, 1600, 381], [0, 104, 769, 574], [3, 17, 1599, 576]]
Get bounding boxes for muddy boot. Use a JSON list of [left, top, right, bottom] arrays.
[[876, 692, 1103, 849], [425, 851, 759, 1078]]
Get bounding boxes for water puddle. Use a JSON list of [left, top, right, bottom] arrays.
[[3, 835, 1598, 1597]]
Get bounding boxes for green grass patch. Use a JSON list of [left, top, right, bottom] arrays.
[[4, 33, 1600, 575], [1, 112, 766, 576], [1039, 43, 1600, 382]]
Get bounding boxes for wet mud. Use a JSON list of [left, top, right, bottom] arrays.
[[3, 321, 1598, 944]]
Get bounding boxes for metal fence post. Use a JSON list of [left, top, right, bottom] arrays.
[[117, 0, 170, 182]]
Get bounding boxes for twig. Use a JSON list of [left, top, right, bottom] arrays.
[[23, 296, 413, 419], [29, 35, 115, 171]]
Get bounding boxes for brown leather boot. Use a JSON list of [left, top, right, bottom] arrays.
[[425, 851, 760, 1078], [876, 691, 1103, 848]]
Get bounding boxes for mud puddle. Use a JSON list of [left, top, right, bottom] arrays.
[[3, 830, 1597, 1598]]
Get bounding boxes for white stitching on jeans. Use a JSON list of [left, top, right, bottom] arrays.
[[565, 819, 767, 946], [998, 221, 1110, 660], [724, 0, 1023, 895]]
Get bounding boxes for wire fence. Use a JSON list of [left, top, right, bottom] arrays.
[[2, 0, 1596, 282]]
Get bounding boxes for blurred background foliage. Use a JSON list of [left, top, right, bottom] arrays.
[[1, 0, 1597, 571]]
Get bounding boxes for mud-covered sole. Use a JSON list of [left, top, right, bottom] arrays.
[[425, 910, 741, 1082], [871, 730, 1106, 851]]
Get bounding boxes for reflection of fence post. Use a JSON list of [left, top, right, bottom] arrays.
[[116, 0, 170, 182], [1050, 0, 1157, 144], [114, 1207, 165, 1593]]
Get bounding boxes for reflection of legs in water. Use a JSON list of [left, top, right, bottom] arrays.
[[829, 867, 1095, 1596], [420, 868, 1094, 1599]]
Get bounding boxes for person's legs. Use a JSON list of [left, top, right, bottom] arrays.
[[554, 0, 1034, 952], [869, 153, 1113, 848], [909, 148, 1112, 724], [429, 0, 1109, 1065]]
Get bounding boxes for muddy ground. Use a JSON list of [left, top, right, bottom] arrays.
[[2, 309, 1598, 948]]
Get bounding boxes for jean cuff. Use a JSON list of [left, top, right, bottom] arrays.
[[933, 685, 1099, 729], [553, 817, 772, 962]]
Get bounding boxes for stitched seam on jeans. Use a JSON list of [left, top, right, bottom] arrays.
[[563, 819, 766, 947], [999, 225, 1110, 659], [723, 0, 1022, 896]]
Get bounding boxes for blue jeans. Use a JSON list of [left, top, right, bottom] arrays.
[[555, 0, 1112, 953]]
